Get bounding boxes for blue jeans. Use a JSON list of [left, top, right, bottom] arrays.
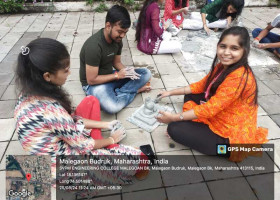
[[252, 28, 280, 53], [83, 68, 151, 114]]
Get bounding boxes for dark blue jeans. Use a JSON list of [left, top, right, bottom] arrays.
[[252, 28, 280, 53], [83, 68, 151, 114]]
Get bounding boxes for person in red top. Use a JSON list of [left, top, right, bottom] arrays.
[[156, 27, 268, 161], [164, 0, 189, 27]]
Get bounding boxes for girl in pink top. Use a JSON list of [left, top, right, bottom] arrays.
[[164, 0, 189, 28]]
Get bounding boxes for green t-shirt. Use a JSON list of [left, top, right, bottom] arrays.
[[200, 0, 223, 23], [79, 28, 123, 86]]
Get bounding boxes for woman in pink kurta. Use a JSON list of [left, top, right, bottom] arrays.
[[136, 0, 182, 54]]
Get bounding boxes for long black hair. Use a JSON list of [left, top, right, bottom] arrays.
[[204, 26, 258, 105], [135, 0, 157, 43], [174, 0, 187, 8], [16, 38, 72, 113], [219, 0, 244, 19]]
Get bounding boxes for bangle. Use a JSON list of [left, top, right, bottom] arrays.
[[255, 37, 260, 41], [114, 71, 119, 80], [108, 137, 115, 144]]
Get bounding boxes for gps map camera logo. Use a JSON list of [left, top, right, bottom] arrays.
[[217, 145, 227, 154]]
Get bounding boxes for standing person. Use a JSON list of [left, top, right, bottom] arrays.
[[80, 5, 151, 114], [163, 0, 189, 35], [14, 38, 149, 189], [252, 13, 280, 58], [136, 0, 182, 54], [183, 0, 244, 35], [156, 27, 268, 161]]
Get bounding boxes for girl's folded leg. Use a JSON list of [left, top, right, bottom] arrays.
[[74, 95, 103, 140]]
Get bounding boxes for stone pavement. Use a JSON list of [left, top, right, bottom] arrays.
[[0, 7, 280, 200]]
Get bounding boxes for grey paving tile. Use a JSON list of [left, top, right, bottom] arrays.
[[271, 114, 280, 127], [257, 105, 267, 116], [132, 55, 154, 65], [122, 188, 166, 200], [166, 183, 212, 200], [63, 81, 84, 95], [117, 107, 139, 129], [237, 151, 275, 176], [0, 141, 29, 170], [0, 118, 15, 142], [126, 94, 143, 108], [172, 102, 184, 113], [183, 71, 207, 84], [258, 115, 280, 139], [0, 86, 7, 98], [158, 150, 204, 186], [67, 68, 80, 81], [1, 53, 18, 62], [0, 171, 5, 200], [0, 61, 17, 73], [40, 31, 59, 39], [263, 142, 280, 172], [141, 89, 171, 105], [120, 129, 154, 150], [130, 47, 145, 56], [156, 63, 182, 76], [0, 142, 8, 162], [93, 195, 121, 200], [0, 73, 14, 86], [195, 155, 242, 181], [70, 58, 80, 69], [161, 74, 188, 88], [151, 125, 187, 153], [263, 80, 280, 95], [1, 84, 19, 100], [150, 77, 165, 89], [0, 100, 16, 119], [252, 67, 279, 81], [275, 172, 280, 200], [0, 54, 5, 62], [207, 177, 258, 200], [152, 54, 175, 64], [121, 48, 131, 57], [258, 95, 280, 115], [122, 170, 162, 192], [257, 80, 275, 96], [246, 173, 274, 200], [71, 94, 85, 108], [121, 56, 133, 66], [101, 111, 116, 123], [22, 31, 41, 39], [128, 40, 137, 48]]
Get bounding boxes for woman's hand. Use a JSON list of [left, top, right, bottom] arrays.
[[158, 90, 171, 99], [107, 120, 120, 130], [110, 127, 126, 144], [156, 111, 175, 124], [182, 7, 189, 15], [258, 43, 269, 49], [203, 24, 211, 35]]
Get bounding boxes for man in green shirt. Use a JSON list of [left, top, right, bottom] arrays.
[[80, 5, 151, 114]]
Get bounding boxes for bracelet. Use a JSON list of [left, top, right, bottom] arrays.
[[183, 87, 186, 94], [255, 37, 260, 41], [114, 71, 119, 80], [108, 137, 115, 144]]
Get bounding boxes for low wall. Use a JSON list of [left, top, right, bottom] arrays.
[[23, 0, 278, 13]]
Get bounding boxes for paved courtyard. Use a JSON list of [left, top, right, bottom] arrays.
[[0, 7, 280, 200]]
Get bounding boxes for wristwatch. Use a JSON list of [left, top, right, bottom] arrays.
[[179, 113, 184, 121]]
